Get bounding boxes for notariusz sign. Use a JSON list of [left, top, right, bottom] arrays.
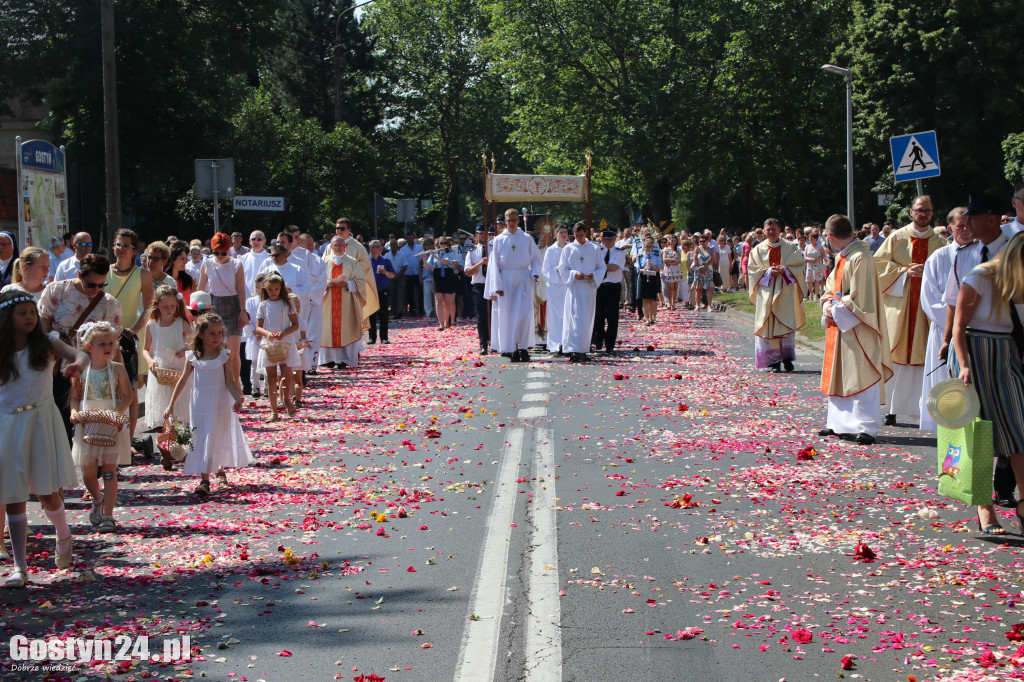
[[232, 196, 285, 211]]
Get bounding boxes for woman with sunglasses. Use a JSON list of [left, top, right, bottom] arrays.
[[425, 237, 462, 330], [692, 235, 715, 311], [196, 233, 249, 392], [165, 244, 195, 310], [39, 254, 123, 444]]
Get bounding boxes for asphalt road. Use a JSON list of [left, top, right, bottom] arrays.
[[2, 308, 1022, 682]]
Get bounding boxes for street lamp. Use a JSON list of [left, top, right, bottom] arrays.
[[822, 64, 855, 229]]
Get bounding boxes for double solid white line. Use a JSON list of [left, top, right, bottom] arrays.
[[454, 375, 561, 682]]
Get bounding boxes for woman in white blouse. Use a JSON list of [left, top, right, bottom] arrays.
[[951, 232, 1024, 535]]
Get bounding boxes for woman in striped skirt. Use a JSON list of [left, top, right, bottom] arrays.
[[951, 232, 1024, 534]]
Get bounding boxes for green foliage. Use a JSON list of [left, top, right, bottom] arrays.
[[365, 0, 515, 233], [174, 89, 378, 237], [847, 0, 1024, 208], [258, 0, 378, 133], [1002, 133, 1024, 189]]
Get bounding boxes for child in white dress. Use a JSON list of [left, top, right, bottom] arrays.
[[0, 290, 89, 588], [70, 321, 132, 533], [255, 274, 300, 421], [142, 285, 193, 431], [164, 313, 252, 498], [242, 274, 266, 399], [289, 293, 312, 407]]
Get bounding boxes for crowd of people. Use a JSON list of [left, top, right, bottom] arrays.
[[4, 185, 1024, 586], [747, 187, 1024, 539]]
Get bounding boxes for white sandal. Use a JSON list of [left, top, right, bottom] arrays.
[[55, 536, 73, 569], [3, 568, 27, 588]]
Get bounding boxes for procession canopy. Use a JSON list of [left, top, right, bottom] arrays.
[[484, 173, 589, 202]]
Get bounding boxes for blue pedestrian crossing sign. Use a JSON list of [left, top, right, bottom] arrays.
[[890, 130, 941, 182]]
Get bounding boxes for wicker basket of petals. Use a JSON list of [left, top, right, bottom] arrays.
[[78, 409, 127, 446], [262, 340, 289, 363], [150, 366, 183, 386]]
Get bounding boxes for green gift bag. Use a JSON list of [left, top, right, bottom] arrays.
[[936, 418, 995, 506]]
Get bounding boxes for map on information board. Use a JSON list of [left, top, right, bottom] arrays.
[[22, 170, 68, 248]]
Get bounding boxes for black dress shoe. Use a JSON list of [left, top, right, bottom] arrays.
[[382, 339, 390, 344], [768, 363, 782, 373], [883, 414, 897, 426], [855, 433, 876, 445], [783, 359, 794, 373], [323, 362, 336, 369], [818, 428, 835, 437], [509, 351, 522, 363], [479, 348, 489, 356], [995, 493, 1019, 508], [367, 339, 377, 345], [501, 352, 513, 358]]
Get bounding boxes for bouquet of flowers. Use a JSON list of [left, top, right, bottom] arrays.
[[157, 417, 195, 467]]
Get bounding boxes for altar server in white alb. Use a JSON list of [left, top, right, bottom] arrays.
[[293, 234, 328, 367], [485, 209, 542, 362], [557, 222, 606, 362], [540, 225, 570, 354], [918, 206, 971, 431]]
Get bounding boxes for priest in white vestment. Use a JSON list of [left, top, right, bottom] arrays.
[[819, 215, 893, 445], [319, 236, 366, 368], [485, 209, 541, 362], [322, 223, 378, 326], [540, 225, 569, 353], [557, 222, 606, 361], [919, 207, 971, 430], [874, 195, 947, 424]]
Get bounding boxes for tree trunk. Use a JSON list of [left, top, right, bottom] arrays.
[[645, 175, 673, 224]]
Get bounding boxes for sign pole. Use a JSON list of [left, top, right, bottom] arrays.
[[915, 179, 923, 197], [374, 192, 379, 241], [15, 137, 24, 249], [212, 160, 220, 234]]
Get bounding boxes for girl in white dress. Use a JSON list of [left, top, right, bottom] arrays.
[[164, 313, 251, 498], [289, 294, 313, 408], [0, 290, 89, 588], [242, 274, 266, 399], [69, 322, 132, 533], [255, 274, 300, 421], [142, 285, 193, 431]]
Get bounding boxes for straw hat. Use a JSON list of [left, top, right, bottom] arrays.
[[190, 290, 212, 312], [926, 378, 981, 430]]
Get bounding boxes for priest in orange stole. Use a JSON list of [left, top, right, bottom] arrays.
[[747, 218, 806, 372], [873, 196, 946, 423], [319, 236, 367, 368], [820, 214, 893, 444]]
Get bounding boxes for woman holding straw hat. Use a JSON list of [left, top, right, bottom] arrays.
[[950, 232, 1024, 535]]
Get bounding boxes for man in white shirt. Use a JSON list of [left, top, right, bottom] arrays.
[[594, 229, 627, 353], [919, 206, 972, 431], [239, 231, 270, 295], [47, 236, 72, 282], [939, 192, 1018, 508], [185, 244, 204, 282], [485, 208, 541, 362], [258, 242, 315, 310], [1002, 183, 1024, 236], [297, 233, 328, 365], [464, 225, 491, 354], [228, 232, 250, 258], [53, 232, 94, 281]]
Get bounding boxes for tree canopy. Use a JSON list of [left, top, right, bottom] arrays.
[[2, 0, 1022, 240]]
